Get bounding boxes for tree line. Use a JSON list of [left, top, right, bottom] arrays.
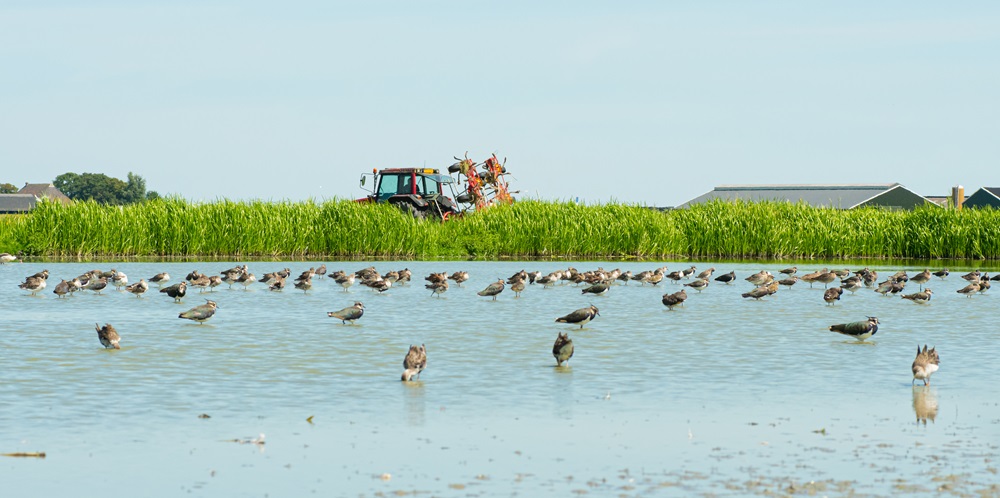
[[1, 172, 159, 204]]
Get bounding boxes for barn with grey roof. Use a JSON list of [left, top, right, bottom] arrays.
[[678, 183, 935, 210]]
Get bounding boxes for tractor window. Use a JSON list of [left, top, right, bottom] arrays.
[[378, 174, 404, 197], [420, 176, 440, 196]]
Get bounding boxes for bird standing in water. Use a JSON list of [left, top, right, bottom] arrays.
[[552, 332, 574, 367], [327, 302, 365, 324], [912, 345, 940, 386], [95, 323, 121, 349], [478, 279, 505, 301], [179, 300, 218, 324], [828, 316, 879, 342], [555, 305, 600, 329], [401, 344, 427, 381]]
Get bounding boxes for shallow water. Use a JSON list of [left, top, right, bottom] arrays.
[[2, 261, 999, 497]]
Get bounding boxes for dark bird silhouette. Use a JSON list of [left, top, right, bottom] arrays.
[[555, 305, 600, 328], [661, 289, 688, 310], [160, 281, 187, 302], [179, 300, 218, 324], [478, 279, 505, 300], [714, 271, 736, 284], [828, 316, 879, 342], [327, 302, 365, 324], [401, 344, 427, 381], [912, 345, 940, 386], [552, 332, 575, 367], [779, 266, 797, 275], [933, 269, 949, 279], [95, 323, 121, 349]]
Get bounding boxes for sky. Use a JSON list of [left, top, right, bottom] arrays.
[[2, 1, 998, 207]]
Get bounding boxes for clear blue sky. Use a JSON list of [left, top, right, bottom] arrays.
[[2, 1, 997, 206]]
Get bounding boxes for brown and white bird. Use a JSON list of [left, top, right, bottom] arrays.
[[823, 286, 843, 305], [510, 279, 526, 298], [149, 272, 170, 286], [426, 280, 448, 298], [19, 276, 47, 295], [684, 278, 709, 292], [910, 269, 931, 291], [662, 289, 688, 310], [52, 279, 71, 298], [477, 279, 505, 301], [327, 302, 365, 324], [0, 252, 17, 264], [447, 271, 469, 286], [178, 300, 218, 324], [552, 332, 574, 367], [401, 344, 427, 381], [126, 279, 149, 298], [901, 288, 933, 304], [330, 271, 355, 291], [912, 345, 940, 386], [555, 305, 600, 329], [956, 281, 980, 297], [95, 323, 121, 349]]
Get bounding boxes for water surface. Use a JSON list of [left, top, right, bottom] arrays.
[[2, 261, 998, 496]]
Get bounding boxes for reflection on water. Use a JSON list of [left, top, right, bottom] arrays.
[[912, 386, 939, 425], [2, 260, 1000, 496]]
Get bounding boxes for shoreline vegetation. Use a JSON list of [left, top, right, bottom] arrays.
[[1, 198, 999, 261]]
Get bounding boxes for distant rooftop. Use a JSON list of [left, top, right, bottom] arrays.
[[679, 183, 934, 210]]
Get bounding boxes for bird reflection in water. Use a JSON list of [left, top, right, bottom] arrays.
[[912, 386, 938, 425]]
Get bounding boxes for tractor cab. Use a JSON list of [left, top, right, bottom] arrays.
[[359, 168, 461, 220]]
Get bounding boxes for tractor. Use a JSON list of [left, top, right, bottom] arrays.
[[357, 168, 462, 220], [358, 154, 515, 220]]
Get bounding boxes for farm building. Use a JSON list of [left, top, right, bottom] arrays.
[[678, 183, 935, 210], [961, 187, 1000, 209], [0, 183, 72, 214]]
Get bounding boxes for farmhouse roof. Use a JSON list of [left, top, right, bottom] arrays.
[[678, 183, 933, 210], [18, 183, 71, 204], [0, 194, 38, 213], [962, 187, 1000, 209]]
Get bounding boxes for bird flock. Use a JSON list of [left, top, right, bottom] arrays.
[[11, 260, 974, 386]]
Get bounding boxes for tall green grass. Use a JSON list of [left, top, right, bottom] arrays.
[[2, 198, 1000, 260]]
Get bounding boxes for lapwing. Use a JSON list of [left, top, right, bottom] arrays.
[[828, 316, 879, 342], [160, 281, 187, 302], [327, 302, 364, 324], [714, 271, 736, 284], [179, 300, 218, 324], [778, 276, 799, 289], [684, 278, 709, 292], [581, 281, 609, 295], [19, 276, 46, 295], [932, 269, 949, 279], [779, 266, 797, 275], [555, 305, 600, 328]]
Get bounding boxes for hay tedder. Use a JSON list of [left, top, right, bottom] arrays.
[[357, 153, 515, 220]]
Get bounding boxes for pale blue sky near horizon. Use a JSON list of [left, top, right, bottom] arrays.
[[2, 1, 997, 206]]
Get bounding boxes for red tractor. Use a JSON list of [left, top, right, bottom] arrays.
[[357, 168, 463, 220], [358, 155, 515, 220]]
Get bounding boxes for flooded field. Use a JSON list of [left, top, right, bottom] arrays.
[[2, 261, 999, 497]]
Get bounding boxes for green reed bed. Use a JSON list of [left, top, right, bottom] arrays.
[[3, 198, 1000, 260]]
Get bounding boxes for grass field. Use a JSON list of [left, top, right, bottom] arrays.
[[1, 198, 998, 260]]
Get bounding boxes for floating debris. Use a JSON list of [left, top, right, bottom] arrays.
[[197, 413, 211, 419], [306, 415, 314, 424], [3, 452, 46, 458], [226, 433, 265, 446]]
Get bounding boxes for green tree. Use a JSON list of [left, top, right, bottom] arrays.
[[0, 183, 17, 193], [53, 171, 152, 205]]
